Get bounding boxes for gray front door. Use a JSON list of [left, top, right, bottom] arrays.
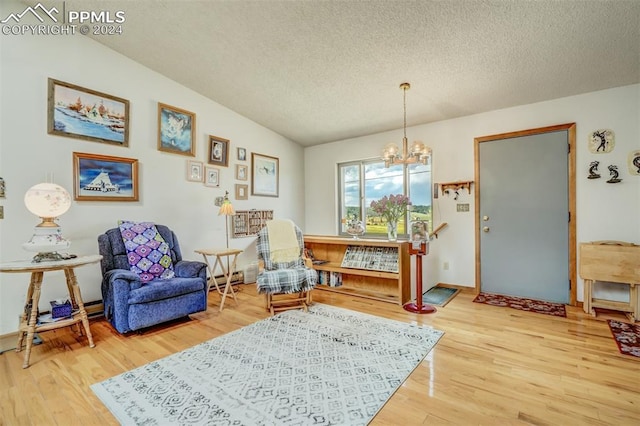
[[476, 127, 572, 303]]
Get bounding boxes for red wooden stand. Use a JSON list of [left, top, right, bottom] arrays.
[[403, 251, 437, 314]]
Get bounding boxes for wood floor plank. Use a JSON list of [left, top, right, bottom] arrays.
[[0, 286, 638, 425]]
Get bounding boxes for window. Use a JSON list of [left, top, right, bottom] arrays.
[[338, 159, 432, 238]]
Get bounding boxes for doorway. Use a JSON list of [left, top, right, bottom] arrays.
[[474, 124, 576, 305]]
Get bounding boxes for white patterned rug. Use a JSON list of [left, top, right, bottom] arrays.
[[91, 304, 443, 425]]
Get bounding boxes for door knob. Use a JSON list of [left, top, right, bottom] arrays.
[[483, 226, 490, 233], [483, 215, 490, 221]]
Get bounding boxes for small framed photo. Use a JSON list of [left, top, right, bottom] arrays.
[[251, 152, 279, 197], [48, 78, 130, 146], [72, 152, 138, 201], [187, 160, 203, 182], [237, 147, 247, 161], [236, 164, 248, 181], [158, 103, 196, 156], [204, 165, 220, 187], [208, 135, 229, 167], [235, 184, 248, 200]]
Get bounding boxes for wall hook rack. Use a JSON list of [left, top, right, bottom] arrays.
[[439, 181, 474, 198]]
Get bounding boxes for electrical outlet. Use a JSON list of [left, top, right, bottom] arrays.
[[443, 261, 449, 270], [456, 203, 469, 212]]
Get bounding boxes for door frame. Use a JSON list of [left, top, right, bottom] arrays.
[[474, 123, 577, 305]]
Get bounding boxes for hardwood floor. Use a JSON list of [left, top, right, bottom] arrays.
[[1, 285, 638, 425]]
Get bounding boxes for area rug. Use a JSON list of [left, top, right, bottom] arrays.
[[473, 292, 567, 317], [607, 320, 640, 358], [422, 286, 460, 307], [91, 304, 444, 425]]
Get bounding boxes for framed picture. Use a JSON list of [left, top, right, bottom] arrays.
[[237, 147, 247, 161], [235, 184, 248, 200], [48, 78, 130, 146], [158, 103, 196, 156], [187, 160, 203, 182], [236, 164, 248, 181], [204, 165, 220, 187], [72, 152, 138, 201], [208, 135, 229, 166], [251, 152, 279, 197]]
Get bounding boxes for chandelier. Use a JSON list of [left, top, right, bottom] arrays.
[[381, 82, 430, 168]]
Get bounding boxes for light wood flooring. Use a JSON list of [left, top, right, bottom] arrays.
[[1, 285, 638, 425]]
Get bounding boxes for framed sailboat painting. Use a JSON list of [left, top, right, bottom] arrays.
[[48, 78, 130, 146], [72, 152, 139, 201]]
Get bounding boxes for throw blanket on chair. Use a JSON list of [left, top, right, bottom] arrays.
[[118, 221, 175, 283], [266, 219, 300, 263]]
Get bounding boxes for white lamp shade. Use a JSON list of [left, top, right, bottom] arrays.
[[24, 183, 71, 219]]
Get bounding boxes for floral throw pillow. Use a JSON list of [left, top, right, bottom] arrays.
[[118, 221, 175, 283]]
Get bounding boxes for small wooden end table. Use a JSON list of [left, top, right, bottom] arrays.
[[0, 254, 102, 368], [195, 248, 242, 311]]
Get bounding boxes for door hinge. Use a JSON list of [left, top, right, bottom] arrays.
[[568, 211, 571, 222], [567, 143, 571, 154]]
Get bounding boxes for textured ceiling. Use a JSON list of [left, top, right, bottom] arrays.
[[32, 1, 640, 146]]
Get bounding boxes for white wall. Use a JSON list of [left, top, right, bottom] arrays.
[[0, 12, 305, 334], [305, 84, 640, 300]]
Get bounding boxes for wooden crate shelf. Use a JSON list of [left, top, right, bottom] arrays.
[[304, 235, 410, 305]]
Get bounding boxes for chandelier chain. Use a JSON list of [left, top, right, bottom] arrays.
[[403, 85, 407, 140]]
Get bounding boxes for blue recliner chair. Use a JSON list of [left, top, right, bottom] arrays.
[[98, 224, 208, 333]]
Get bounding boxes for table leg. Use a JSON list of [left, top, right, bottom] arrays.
[[201, 253, 219, 294], [583, 279, 593, 316], [65, 268, 95, 348], [211, 256, 226, 295], [20, 271, 43, 369], [63, 268, 78, 309], [629, 283, 638, 322], [219, 254, 239, 311]]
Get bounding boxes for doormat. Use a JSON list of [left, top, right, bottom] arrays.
[[422, 286, 460, 307], [473, 292, 566, 317], [607, 320, 640, 358]]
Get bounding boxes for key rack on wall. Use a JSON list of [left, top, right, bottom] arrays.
[[439, 181, 474, 199]]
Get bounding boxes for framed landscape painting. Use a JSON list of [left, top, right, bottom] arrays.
[[251, 152, 279, 197], [158, 103, 196, 156], [48, 78, 130, 146], [73, 152, 138, 201]]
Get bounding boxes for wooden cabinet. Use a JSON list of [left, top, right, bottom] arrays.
[[304, 235, 410, 305], [579, 241, 640, 321]]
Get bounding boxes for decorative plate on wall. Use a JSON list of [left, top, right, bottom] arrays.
[[588, 129, 615, 153], [629, 150, 640, 175]]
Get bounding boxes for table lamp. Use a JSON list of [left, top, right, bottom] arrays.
[[22, 182, 72, 262]]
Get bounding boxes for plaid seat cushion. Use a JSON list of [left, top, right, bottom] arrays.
[[255, 223, 317, 294], [256, 268, 317, 294]]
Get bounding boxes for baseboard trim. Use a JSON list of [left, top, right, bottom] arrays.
[[436, 283, 475, 293]]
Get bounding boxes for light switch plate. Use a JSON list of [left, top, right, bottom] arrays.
[[456, 203, 469, 212]]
